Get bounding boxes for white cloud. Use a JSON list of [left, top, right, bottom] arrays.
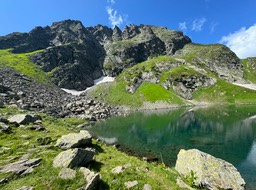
[[106, 6, 124, 28], [107, 0, 115, 4], [220, 24, 256, 59], [210, 22, 218, 34], [179, 22, 187, 31], [192, 18, 207, 32]]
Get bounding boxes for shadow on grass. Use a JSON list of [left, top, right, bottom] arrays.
[[89, 160, 104, 172], [89, 143, 104, 153], [98, 180, 110, 190]]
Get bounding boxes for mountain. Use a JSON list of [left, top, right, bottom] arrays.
[[0, 20, 191, 90], [0, 19, 256, 111]]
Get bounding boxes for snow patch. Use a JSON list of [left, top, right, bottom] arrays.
[[62, 76, 115, 96]]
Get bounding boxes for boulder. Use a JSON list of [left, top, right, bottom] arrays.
[[53, 148, 95, 168], [79, 167, 100, 190], [0, 115, 9, 124], [27, 125, 45, 131], [58, 168, 76, 179], [111, 166, 125, 174], [0, 158, 41, 175], [124, 181, 139, 189], [8, 114, 42, 125], [0, 122, 11, 133], [142, 184, 152, 190], [175, 149, 245, 190], [55, 130, 92, 150]]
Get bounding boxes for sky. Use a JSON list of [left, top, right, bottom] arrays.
[[0, 0, 255, 59]]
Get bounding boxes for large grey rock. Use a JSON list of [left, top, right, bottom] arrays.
[[55, 130, 92, 150], [142, 184, 152, 190], [8, 114, 42, 125], [124, 181, 139, 189], [0, 158, 41, 175], [53, 148, 95, 168], [79, 167, 100, 190], [175, 149, 245, 190], [58, 168, 76, 179]]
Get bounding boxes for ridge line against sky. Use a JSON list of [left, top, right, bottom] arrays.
[[0, 0, 256, 58]]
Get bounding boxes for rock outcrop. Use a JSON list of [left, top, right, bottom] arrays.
[[53, 131, 101, 189], [79, 167, 100, 190], [55, 130, 92, 150], [53, 148, 95, 168], [175, 44, 244, 83], [0, 158, 42, 175], [175, 149, 245, 190], [102, 24, 191, 76], [8, 114, 42, 125]]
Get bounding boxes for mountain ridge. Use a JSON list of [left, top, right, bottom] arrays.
[[0, 19, 256, 111], [0, 19, 191, 90]]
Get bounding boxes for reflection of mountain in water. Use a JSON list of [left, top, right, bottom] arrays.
[[89, 106, 256, 186]]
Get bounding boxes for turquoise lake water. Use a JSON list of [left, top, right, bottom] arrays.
[[88, 105, 256, 189]]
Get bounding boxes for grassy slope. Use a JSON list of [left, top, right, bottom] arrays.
[[193, 79, 256, 104], [92, 54, 256, 108], [175, 43, 232, 63], [0, 107, 182, 190], [95, 56, 188, 107], [91, 81, 186, 108], [0, 49, 51, 85], [242, 58, 256, 83]]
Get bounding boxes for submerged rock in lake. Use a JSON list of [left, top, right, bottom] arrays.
[[175, 149, 245, 190]]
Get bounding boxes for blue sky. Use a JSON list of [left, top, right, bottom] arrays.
[[0, 0, 256, 58]]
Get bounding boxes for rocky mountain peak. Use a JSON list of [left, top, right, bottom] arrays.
[[51, 19, 84, 28], [0, 19, 243, 92]]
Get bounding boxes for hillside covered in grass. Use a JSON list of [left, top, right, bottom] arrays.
[[0, 106, 182, 190], [88, 44, 256, 108]]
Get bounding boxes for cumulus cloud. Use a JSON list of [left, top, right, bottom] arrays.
[[106, 6, 124, 28], [220, 24, 256, 59], [179, 22, 187, 31], [107, 0, 115, 4], [192, 18, 207, 32]]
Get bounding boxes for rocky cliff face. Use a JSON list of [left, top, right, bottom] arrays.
[[174, 44, 244, 83], [0, 19, 245, 94], [0, 20, 105, 90], [0, 20, 191, 90]]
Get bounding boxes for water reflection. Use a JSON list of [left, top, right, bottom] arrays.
[[88, 105, 256, 187]]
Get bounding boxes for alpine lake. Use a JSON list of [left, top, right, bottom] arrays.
[[87, 105, 256, 189]]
